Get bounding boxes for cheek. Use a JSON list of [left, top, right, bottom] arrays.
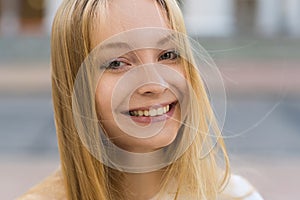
[[95, 78, 114, 119], [172, 62, 187, 81], [167, 64, 188, 94], [178, 63, 187, 79]]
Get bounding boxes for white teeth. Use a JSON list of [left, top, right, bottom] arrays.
[[129, 104, 172, 117], [149, 109, 157, 117], [144, 110, 149, 116], [157, 107, 164, 115], [163, 106, 167, 113], [138, 110, 144, 116]]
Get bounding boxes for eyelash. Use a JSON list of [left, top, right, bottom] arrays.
[[100, 58, 131, 73], [158, 49, 180, 62], [101, 49, 180, 73]]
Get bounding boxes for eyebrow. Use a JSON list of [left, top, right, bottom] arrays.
[[101, 42, 132, 50], [100, 34, 175, 50], [156, 34, 175, 46]]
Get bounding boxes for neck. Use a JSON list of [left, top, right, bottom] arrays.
[[123, 170, 164, 200]]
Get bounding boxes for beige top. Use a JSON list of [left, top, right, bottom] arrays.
[[17, 169, 263, 200], [17, 169, 66, 200]]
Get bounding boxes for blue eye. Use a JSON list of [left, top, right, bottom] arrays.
[[158, 49, 180, 61]]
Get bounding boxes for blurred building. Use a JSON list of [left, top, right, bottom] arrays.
[[0, 0, 299, 37], [0, 0, 61, 36], [184, 0, 300, 37]]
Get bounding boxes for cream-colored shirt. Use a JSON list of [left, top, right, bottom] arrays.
[[148, 174, 263, 200], [18, 169, 263, 200]]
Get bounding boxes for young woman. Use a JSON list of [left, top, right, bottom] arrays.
[[19, 0, 263, 199]]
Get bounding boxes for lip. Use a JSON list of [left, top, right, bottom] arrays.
[[121, 101, 178, 124]]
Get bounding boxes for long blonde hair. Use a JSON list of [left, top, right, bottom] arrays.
[[51, 0, 230, 199]]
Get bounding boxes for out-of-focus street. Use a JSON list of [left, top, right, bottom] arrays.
[[1, 0, 300, 199], [0, 36, 299, 200]]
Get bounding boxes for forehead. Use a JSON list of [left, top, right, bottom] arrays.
[[90, 0, 170, 49]]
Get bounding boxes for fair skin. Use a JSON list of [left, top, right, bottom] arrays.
[[92, 0, 185, 199]]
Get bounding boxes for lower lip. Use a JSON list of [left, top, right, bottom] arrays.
[[126, 103, 176, 124]]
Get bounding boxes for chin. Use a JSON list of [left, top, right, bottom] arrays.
[[133, 122, 181, 152]]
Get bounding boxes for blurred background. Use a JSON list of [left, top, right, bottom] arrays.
[[0, 0, 299, 199]]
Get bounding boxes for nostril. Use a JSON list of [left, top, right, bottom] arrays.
[[143, 91, 157, 96]]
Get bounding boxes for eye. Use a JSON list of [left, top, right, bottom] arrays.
[[158, 49, 180, 61], [101, 58, 131, 73], [107, 60, 127, 69]]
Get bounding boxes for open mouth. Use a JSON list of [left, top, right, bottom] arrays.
[[129, 101, 176, 116], [122, 101, 178, 123]]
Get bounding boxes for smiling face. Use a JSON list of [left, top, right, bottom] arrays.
[[92, 0, 186, 153]]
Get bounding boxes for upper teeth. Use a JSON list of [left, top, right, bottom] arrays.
[[129, 104, 170, 117]]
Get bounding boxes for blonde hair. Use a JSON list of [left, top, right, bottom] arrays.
[[51, 0, 230, 199]]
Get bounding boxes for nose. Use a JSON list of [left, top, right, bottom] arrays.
[[136, 65, 168, 95], [137, 83, 167, 95]]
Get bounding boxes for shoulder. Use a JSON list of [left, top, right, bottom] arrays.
[[220, 174, 264, 200], [17, 168, 66, 200]]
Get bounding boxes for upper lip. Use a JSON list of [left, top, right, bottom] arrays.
[[120, 100, 177, 113]]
